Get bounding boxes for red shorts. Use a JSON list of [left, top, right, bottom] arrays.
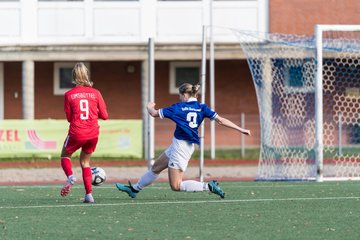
[[63, 135, 98, 154]]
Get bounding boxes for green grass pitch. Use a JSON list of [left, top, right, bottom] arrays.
[[1, 181, 360, 240]]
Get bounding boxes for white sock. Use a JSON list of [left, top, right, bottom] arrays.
[[180, 180, 209, 192], [68, 175, 76, 184], [133, 170, 159, 191]]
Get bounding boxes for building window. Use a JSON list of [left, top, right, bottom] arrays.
[[273, 58, 314, 93], [169, 62, 201, 94], [286, 65, 304, 87], [54, 62, 90, 95]]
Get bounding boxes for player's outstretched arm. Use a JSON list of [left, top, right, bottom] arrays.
[[215, 115, 251, 136], [147, 102, 160, 117]]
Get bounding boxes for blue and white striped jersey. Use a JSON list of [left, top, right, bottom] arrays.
[[159, 98, 218, 144]]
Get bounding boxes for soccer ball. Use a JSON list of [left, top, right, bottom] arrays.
[[91, 167, 106, 186]]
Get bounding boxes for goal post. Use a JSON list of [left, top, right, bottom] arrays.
[[233, 24, 360, 181], [315, 24, 360, 181]]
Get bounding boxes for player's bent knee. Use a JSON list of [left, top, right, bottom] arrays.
[[170, 183, 181, 191]]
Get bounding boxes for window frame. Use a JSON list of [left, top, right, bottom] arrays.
[[273, 58, 315, 94], [169, 61, 201, 94]]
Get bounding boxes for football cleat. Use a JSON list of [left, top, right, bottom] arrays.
[[208, 180, 225, 199], [60, 176, 76, 197], [115, 181, 138, 199], [83, 194, 95, 203]]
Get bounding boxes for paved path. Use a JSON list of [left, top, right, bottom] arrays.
[[0, 165, 258, 184]]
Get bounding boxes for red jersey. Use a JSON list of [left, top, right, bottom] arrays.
[[64, 86, 108, 140]]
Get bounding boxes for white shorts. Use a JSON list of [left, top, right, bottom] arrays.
[[165, 137, 195, 172]]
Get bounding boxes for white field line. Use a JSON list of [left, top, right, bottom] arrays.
[[0, 183, 354, 190], [0, 196, 359, 210]]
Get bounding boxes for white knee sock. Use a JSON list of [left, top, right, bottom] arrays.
[[180, 180, 209, 192], [133, 170, 159, 191]]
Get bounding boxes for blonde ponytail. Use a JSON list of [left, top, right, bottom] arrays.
[[72, 62, 93, 87]]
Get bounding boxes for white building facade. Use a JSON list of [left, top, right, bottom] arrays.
[[0, 0, 268, 45]]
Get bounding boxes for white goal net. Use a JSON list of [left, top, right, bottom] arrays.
[[233, 25, 360, 181]]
